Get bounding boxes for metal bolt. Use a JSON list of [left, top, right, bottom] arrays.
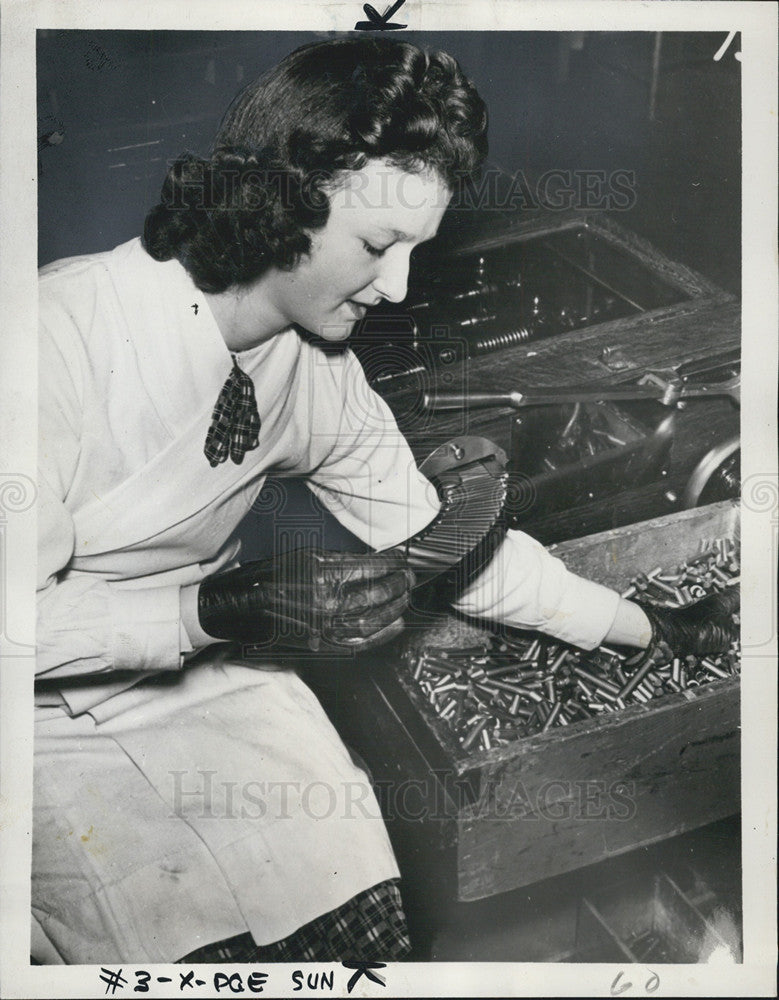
[[549, 648, 570, 674], [541, 701, 563, 732], [617, 658, 657, 700], [461, 716, 489, 750], [600, 645, 628, 660], [647, 576, 679, 598]]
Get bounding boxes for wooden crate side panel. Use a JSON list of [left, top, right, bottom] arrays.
[[548, 500, 738, 591], [586, 214, 731, 300], [456, 682, 740, 900]]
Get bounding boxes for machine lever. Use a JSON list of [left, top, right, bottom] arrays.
[[423, 372, 740, 412]]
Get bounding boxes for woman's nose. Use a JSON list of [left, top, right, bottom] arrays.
[[373, 249, 410, 304]]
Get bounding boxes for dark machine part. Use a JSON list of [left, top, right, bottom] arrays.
[[391, 436, 508, 583], [505, 405, 675, 528], [407, 227, 687, 344], [675, 347, 740, 384], [352, 213, 739, 544], [421, 365, 739, 529], [682, 437, 741, 508], [351, 224, 692, 386]]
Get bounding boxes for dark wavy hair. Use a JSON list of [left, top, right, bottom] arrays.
[[142, 35, 488, 293]]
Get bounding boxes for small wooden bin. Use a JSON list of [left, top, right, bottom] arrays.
[[355, 501, 741, 901]]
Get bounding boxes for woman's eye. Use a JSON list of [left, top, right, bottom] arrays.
[[362, 240, 386, 258]]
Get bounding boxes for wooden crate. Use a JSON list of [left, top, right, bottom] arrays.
[[311, 501, 740, 903]]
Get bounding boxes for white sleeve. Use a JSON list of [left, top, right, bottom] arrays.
[[301, 348, 618, 649], [304, 349, 440, 551], [451, 530, 621, 650], [36, 306, 187, 680]]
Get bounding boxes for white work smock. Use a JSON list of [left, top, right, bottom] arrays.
[[34, 238, 619, 964]]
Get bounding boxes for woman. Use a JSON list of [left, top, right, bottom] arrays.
[[34, 35, 736, 964]]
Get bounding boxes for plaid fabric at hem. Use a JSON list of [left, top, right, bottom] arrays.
[[178, 879, 411, 963]]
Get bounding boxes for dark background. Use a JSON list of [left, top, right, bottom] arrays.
[[38, 30, 741, 295]]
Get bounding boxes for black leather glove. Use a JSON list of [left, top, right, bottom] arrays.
[[198, 548, 415, 652], [636, 587, 739, 661]]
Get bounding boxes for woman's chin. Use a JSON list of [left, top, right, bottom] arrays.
[[316, 320, 357, 342], [293, 321, 355, 346]]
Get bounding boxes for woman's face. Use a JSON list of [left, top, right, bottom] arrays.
[[262, 158, 451, 341]]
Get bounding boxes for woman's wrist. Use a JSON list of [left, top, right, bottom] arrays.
[[180, 582, 217, 649], [602, 598, 652, 649]]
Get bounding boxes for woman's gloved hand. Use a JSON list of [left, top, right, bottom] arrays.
[[635, 587, 740, 663], [198, 548, 415, 652]]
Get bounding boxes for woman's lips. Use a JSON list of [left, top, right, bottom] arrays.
[[344, 300, 368, 319]]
